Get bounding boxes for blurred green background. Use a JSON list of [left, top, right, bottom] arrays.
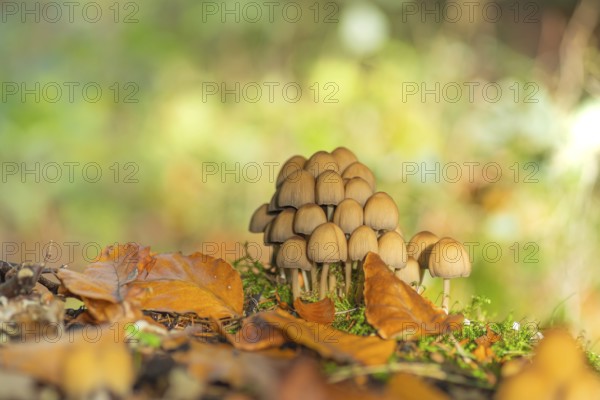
[[1, 0, 599, 346]]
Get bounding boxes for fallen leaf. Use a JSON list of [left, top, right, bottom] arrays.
[[58, 243, 244, 322], [278, 358, 380, 400], [134, 251, 244, 319], [58, 243, 154, 322], [294, 298, 335, 325], [256, 309, 395, 365], [0, 326, 134, 398], [385, 373, 450, 400], [219, 314, 287, 351], [474, 324, 501, 346], [363, 252, 463, 340]]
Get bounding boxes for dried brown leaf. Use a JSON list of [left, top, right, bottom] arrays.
[[363, 252, 463, 340], [293, 298, 335, 325], [257, 309, 395, 365]]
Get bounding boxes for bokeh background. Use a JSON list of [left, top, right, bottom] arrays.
[[1, 0, 599, 347]]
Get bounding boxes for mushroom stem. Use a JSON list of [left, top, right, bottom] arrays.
[[329, 268, 337, 296], [311, 265, 319, 296], [355, 260, 365, 303], [302, 270, 310, 292], [291, 268, 300, 300], [319, 263, 330, 300], [344, 260, 352, 296], [326, 205, 334, 221], [442, 278, 451, 312]]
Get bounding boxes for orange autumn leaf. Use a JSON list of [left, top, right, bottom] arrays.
[[133, 252, 244, 319], [218, 314, 287, 351], [363, 252, 464, 340], [257, 309, 396, 366], [294, 297, 335, 325], [58, 243, 154, 322], [385, 373, 450, 400], [58, 243, 244, 322]]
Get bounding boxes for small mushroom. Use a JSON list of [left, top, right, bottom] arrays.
[[363, 192, 399, 232], [344, 177, 373, 207], [269, 208, 296, 244], [307, 222, 348, 299], [249, 203, 275, 233], [347, 225, 378, 296], [428, 237, 471, 311], [278, 170, 315, 209], [293, 204, 327, 236], [332, 198, 363, 236], [342, 162, 376, 191], [377, 230, 407, 270], [407, 231, 439, 285], [331, 146, 358, 173], [395, 256, 420, 289], [304, 151, 339, 178], [277, 236, 312, 299], [315, 170, 345, 220], [267, 189, 283, 214], [276, 155, 306, 187]]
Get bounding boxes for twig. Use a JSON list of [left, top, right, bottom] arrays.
[[327, 361, 492, 388]]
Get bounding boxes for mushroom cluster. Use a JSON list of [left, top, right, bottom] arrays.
[[249, 148, 471, 307]]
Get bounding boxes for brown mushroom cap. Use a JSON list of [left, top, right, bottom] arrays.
[[249, 203, 276, 233], [263, 221, 274, 246], [332, 198, 364, 235], [331, 147, 358, 173], [315, 170, 345, 206], [377, 230, 408, 269], [407, 231, 439, 269], [269, 208, 297, 243], [276, 155, 307, 187], [363, 192, 399, 231], [395, 256, 420, 286], [278, 170, 316, 208], [428, 237, 471, 278], [307, 222, 348, 263], [344, 177, 373, 207], [304, 151, 339, 178], [277, 236, 312, 271], [342, 162, 376, 191], [294, 204, 327, 235], [348, 225, 378, 261], [267, 189, 283, 214]]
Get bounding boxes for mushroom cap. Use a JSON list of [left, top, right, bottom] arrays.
[[307, 222, 348, 263], [263, 221, 274, 246], [304, 151, 339, 178], [342, 162, 376, 191], [332, 198, 364, 235], [377, 230, 408, 269], [348, 225, 378, 261], [428, 237, 471, 278], [344, 177, 373, 207], [294, 204, 327, 235], [249, 203, 275, 233], [268, 189, 283, 214], [395, 256, 420, 286], [277, 236, 312, 271], [315, 170, 345, 206], [363, 192, 399, 231], [331, 147, 358, 172], [269, 208, 296, 243], [407, 231, 439, 269], [276, 155, 307, 187], [278, 170, 316, 208]]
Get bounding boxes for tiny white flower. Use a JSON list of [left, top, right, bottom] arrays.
[[534, 331, 544, 340], [463, 319, 471, 326], [512, 321, 520, 331]]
